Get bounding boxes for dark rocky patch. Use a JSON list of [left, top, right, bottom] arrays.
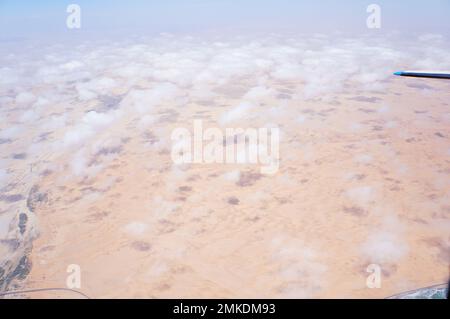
[[178, 186, 192, 192], [158, 109, 179, 123], [143, 131, 159, 145], [329, 100, 341, 106], [275, 197, 290, 204], [227, 196, 240, 205], [358, 108, 376, 113], [39, 245, 56, 252], [0, 138, 12, 144], [349, 96, 382, 103], [0, 194, 24, 203], [40, 169, 53, 177], [236, 171, 262, 187], [187, 174, 201, 182], [85, 211, 110, 223], [36, 132, 52, 143], [9, 255, 31, 281], [95, 145, 123, 156], [343, 206, 368, 217], [0, 255, 32, 290], [412, 218, 427, 225], [130, 241, 152, 252], [95, 95, 123, 112], [423, 237, 450, 263], [278, 88, 293, 94], [26, 185, 48, 212], [18, 213, 27, 235], [354, 174, 366, 181], [381, 264, 398, 278], [277, 93, 291, 100], [12, 153, 27, 160], [246, 215, 260, 223], [0, 239, 21, 251], [372, 126, 383, 132]]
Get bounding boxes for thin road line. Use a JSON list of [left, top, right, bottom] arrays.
[[0, 287, 90, 299]]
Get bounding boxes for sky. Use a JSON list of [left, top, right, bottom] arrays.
[[1, 0, 449, 40]]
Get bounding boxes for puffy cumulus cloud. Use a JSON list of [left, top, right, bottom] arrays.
[[346, 186, 375, 204], [69, 150, 89, 176], [83, 111, 117, 127], [76, 87, 97, 101], [19, 109, 40, 123], [91, 136, 123, 157], [222, 170, 241, 183], [5, 32, 447, 110], [417, 33, 445, 44], [120, 83, 183, 114], [0, 125, 22, 140], [33, 97, 51, 108], [62, 124, 95, 148], [271, 63, 303, 82], [0, 168, 8, 185], [43, 114, 67, 131], [1, 33, 449, 181], [151, 195, 180, 219], [59, 60, 84, 71], [67, 134, 124, 178], [63, 110, 119, 148], [69, 148, 106, 179], [361, 215, 409, 264], [219, 102, 254, 125], [188, 83, 218, 101], [152, 61, 205, 87], [137, 114, 157, 131], [123, 222, 149, 237], [15, 91, 37, 106], [243, 86, 275, 102], [75, 77, 120, 101], [34, 61, 91, 87], [271, 235, 327, 298], [0, 67, 19, 87]]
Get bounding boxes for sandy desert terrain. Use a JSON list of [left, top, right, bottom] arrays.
[[1, 33, 449, 298]]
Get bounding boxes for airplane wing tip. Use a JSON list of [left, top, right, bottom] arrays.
[[393, 70, 450, 79]]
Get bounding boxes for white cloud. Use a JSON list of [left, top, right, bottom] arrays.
[[19, 109, 40, 123], [361, 215, 408, 264], [271, 236, 327, 298], [15, 92, 36, 105], [123, 222, 149, 237], [346, 186, 374, 204], [222, 169, 241, 182], [63, 111, 118, 148], [0, 168, 8, 186], [220, 101, 254, 125], [243, 86, 274, 102], [59, 60, 84, 71], [70, 150, 89, 176], [0, 125, 22, 140], [120, 83, 182, 114]]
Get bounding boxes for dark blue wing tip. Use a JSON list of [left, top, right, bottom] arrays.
[[394, 71, 403, 76]]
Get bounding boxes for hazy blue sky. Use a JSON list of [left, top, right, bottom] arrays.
[[1, 0, 449, 39]]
